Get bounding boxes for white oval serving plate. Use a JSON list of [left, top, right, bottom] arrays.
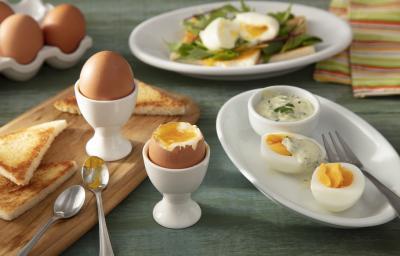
[[216, 89, 400, 228], [0, 0, 93, 81], [129, 1, 352, 81]]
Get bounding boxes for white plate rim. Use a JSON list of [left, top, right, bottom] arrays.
[[216, 89, 397, 228], [129, 1, 352, 76]]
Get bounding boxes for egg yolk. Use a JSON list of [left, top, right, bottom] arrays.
[[317, 163, 353, 188], [153, 122, 198, 148], [242, 24, 268, 38], [266, 134, 292, 156]]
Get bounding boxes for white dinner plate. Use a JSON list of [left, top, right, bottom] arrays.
[[129, 1, 352, 80], [216, 89, 400, 228]]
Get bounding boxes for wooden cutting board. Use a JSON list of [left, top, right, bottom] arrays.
[[0, 86, 200, 256]]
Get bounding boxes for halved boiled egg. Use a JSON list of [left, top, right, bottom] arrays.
[[199, 17, 239, 51], [260, 133, 326, 174], [148, 122, 206, 169], [311, 163, 365, 212], [234, 12, 279, 44]]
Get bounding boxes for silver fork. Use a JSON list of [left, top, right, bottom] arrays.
[[322, 131, 400, 216]]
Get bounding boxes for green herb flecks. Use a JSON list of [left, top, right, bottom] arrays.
[[274, 103, 295, 114]]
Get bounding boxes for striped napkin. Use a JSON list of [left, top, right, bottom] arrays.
[[314, 0, 400, 97]]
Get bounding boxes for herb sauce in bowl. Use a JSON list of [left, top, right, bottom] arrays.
[[255, 94, 314, 122]]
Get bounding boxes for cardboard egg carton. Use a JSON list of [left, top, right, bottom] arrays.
[[0, 0, 92, 81]]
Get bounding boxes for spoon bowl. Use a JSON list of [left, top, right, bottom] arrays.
[[81, 156, 109, 192], [54, 185, 86, 218]]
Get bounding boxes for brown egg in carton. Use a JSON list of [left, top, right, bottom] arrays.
[[0, 0, 92, 81]]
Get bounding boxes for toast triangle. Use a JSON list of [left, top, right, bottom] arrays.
[[0, 120, 67, 185], [135, 80, 188, 115], [53, 80, 189, 116], [0, 160, 77, 221]]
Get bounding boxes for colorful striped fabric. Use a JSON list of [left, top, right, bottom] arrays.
[[314, 0, 400, 97]]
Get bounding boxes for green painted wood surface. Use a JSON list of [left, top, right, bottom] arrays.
[[1, 0, 400, 255]]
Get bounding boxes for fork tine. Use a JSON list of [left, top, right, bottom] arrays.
[[328, 131, 349, 162], [321, 133, 337, 162], [335, 131, 362, 166]]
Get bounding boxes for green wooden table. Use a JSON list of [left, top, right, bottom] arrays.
[[2, 0, 400, 255]]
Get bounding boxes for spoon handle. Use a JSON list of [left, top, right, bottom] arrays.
[[95, 191, 114, 256], [18, 215, 59, 256]]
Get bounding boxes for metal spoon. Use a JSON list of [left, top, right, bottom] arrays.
[[18, 185, 85, 256], [81, 156, 114, 256]]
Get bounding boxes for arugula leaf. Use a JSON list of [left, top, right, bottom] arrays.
[[171, 41, 240, 61], [212, 50, 239, 60], [278, 23, 296, 37], [268, 5, 294, 25], [173, 43, 211, 60], [183, 5, 239, 35], [240, 0, 251, 12], [281, 34, 322, 52], [261, 41, 284, 62]]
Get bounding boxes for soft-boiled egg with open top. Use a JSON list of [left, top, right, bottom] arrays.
[[261, 133, 326, 174], [148, 122, 207, 169], [311, 163, 365, 212]]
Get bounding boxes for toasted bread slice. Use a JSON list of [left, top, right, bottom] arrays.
[[54, 80, 189, 116], [269, 45, 315, 63], [0, 161, 76, 221], [53, 96, 80, 115], [135, 80, 188, 115], [0, 120, 67, 185], [177, 49, 261, 67]]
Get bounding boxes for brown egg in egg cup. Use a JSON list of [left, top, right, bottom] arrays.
[[142, 122, 210, 229]]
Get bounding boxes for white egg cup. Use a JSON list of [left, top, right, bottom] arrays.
[[142, 140, 210, 229], [74, 81, 138, 161]]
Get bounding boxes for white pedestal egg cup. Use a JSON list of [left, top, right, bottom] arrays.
[[142, 140, 210, 229], [74, 81, 138, 161]]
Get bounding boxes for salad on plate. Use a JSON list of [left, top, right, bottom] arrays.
[[169, 0, 322, 67]]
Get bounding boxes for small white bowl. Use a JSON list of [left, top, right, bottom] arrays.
[[142, 140, 210, 229], [75, 81, 138, 161], [248, 85, 320, 136]]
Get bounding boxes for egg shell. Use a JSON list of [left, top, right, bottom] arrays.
[[260, 132, 326, 174], [310, 162, 366, 212], [0, 14, 43, 64], [0, 2, 13, 24], [79, 51, 135, 101], [42, 4, 86, 53], [148, 137, 206, 169]]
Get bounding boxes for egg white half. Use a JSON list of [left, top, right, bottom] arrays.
[[260, 132, 326, 174], [310, 162, 366, 212], [199, 17, 240, 51]]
